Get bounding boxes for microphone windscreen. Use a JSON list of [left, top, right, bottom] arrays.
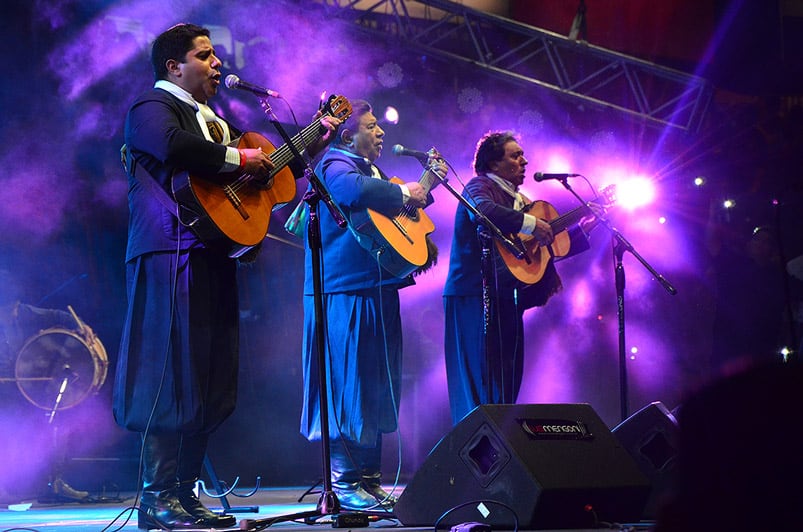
[[224, 74, 239, 89]]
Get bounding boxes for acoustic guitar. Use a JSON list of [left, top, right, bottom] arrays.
[[350, 153, 444, 278], [496, 185, 616, 284], [172, 95, 352, 258]]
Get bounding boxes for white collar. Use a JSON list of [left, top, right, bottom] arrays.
[[154, 79, 199, 109], [485, 172, 519, 198], [154, 80, 231, 144]]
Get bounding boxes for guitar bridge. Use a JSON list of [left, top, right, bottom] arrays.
[[513, 235, 532, 264], [391, 218, 414, 245], [224, 185, 250, 221]]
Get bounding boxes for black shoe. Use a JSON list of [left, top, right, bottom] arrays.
[[334, 484, 390, 511], [139, 490, 201, 530], [177, 487, 236, 529], [362, 482, 398, 506]]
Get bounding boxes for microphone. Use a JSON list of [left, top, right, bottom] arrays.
[[533, 172, 580, 182], [392, 144, 429, 164], [224, 74, 281, 98]]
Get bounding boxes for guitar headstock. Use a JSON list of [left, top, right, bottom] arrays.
[[598, 184, 617, 208], [323, 95, 353, 121], [421, 147, 447, 192]]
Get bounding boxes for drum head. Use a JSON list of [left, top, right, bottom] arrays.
[[15, 327, 107, 411]]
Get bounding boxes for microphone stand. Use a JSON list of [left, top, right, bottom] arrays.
[[430, 171, 525, 263], [554, 177, 676, 421], [428, 169, 524, 403], [239, 99, 346, 531]]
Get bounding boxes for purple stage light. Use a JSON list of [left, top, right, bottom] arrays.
[[384, 106, 399, 125]]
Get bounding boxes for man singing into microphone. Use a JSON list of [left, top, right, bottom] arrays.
[[113, 23, 339, 530], [299, 99, 446, 510], [442, 130, 598, 425]]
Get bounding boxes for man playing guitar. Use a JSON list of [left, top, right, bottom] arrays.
[[442, 130, 599, 426], [299, 99, 446, 510]]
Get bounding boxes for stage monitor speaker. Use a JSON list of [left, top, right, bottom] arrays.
[[612, 401, 679, 520], [394, 404, 650, 530]]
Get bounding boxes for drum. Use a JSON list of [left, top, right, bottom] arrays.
[[15, 326, 108, 411]]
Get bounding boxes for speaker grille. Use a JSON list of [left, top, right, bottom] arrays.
[[460, 424, 511, 488]]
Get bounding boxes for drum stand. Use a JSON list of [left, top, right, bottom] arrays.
[[2, 303, 108, 503], [39, 373, 90, 503]]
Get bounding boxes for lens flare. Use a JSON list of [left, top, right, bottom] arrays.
[[616, 177, 656, 210]]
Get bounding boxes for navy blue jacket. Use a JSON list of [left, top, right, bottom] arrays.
[[444, 174, 589, 306], [123, 88, 239, 261], [304, 148, 414, 294]]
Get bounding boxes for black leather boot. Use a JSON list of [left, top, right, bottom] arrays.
[[139, 432, 200, 530], [176, 434, 236, 529], [330, 439, 383, 510], [360, 439, 397, 506]]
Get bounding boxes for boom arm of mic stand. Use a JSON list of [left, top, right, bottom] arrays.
[[431, 173, 525, 259], [607, 223, 677, 295], [554, 177, 677, 295], [304, 169, 347, 228], [260, 97, 346, 228]]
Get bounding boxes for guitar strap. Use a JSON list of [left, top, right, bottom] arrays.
[[120, 143, 180, 218]]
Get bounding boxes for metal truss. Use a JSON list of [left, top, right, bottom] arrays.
[[316, 0, 713, 133]]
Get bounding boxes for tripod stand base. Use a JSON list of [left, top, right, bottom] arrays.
[[238, 489, 346, 530], [316, 489, 340, 515]]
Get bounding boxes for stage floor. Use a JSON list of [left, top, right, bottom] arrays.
[[0, 486, 656, 531]]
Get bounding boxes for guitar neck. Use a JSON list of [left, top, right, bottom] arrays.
[[419, 167, 441, 195], [550, 204, 591, 234], [550, 185, 614, 234], [267, 119, 325, 176]]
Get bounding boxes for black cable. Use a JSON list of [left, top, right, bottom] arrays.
[[100, 203, 183, 532], [432, 499, 519, 532]]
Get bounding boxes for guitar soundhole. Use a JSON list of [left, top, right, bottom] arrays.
[[250, 175, 274, 189], [403, 206, 420, 221]]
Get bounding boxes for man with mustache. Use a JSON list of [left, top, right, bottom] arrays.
[[299, 100, 445, 510], [443, 130, 597, 425]]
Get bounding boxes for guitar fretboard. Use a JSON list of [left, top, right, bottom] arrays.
[[267, 120, 326, 177], [550, 204, 590, 234]]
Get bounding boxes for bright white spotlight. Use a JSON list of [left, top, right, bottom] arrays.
[[616, 177, 656, 210], [694, 176, 706, 186], [723, 199, 735, 209], [384, 106, 399, 125]]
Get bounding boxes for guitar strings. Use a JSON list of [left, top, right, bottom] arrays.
[[225, 121, 322, 195], [226, 98, 348, 195], [393, 167, 439, 230]]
